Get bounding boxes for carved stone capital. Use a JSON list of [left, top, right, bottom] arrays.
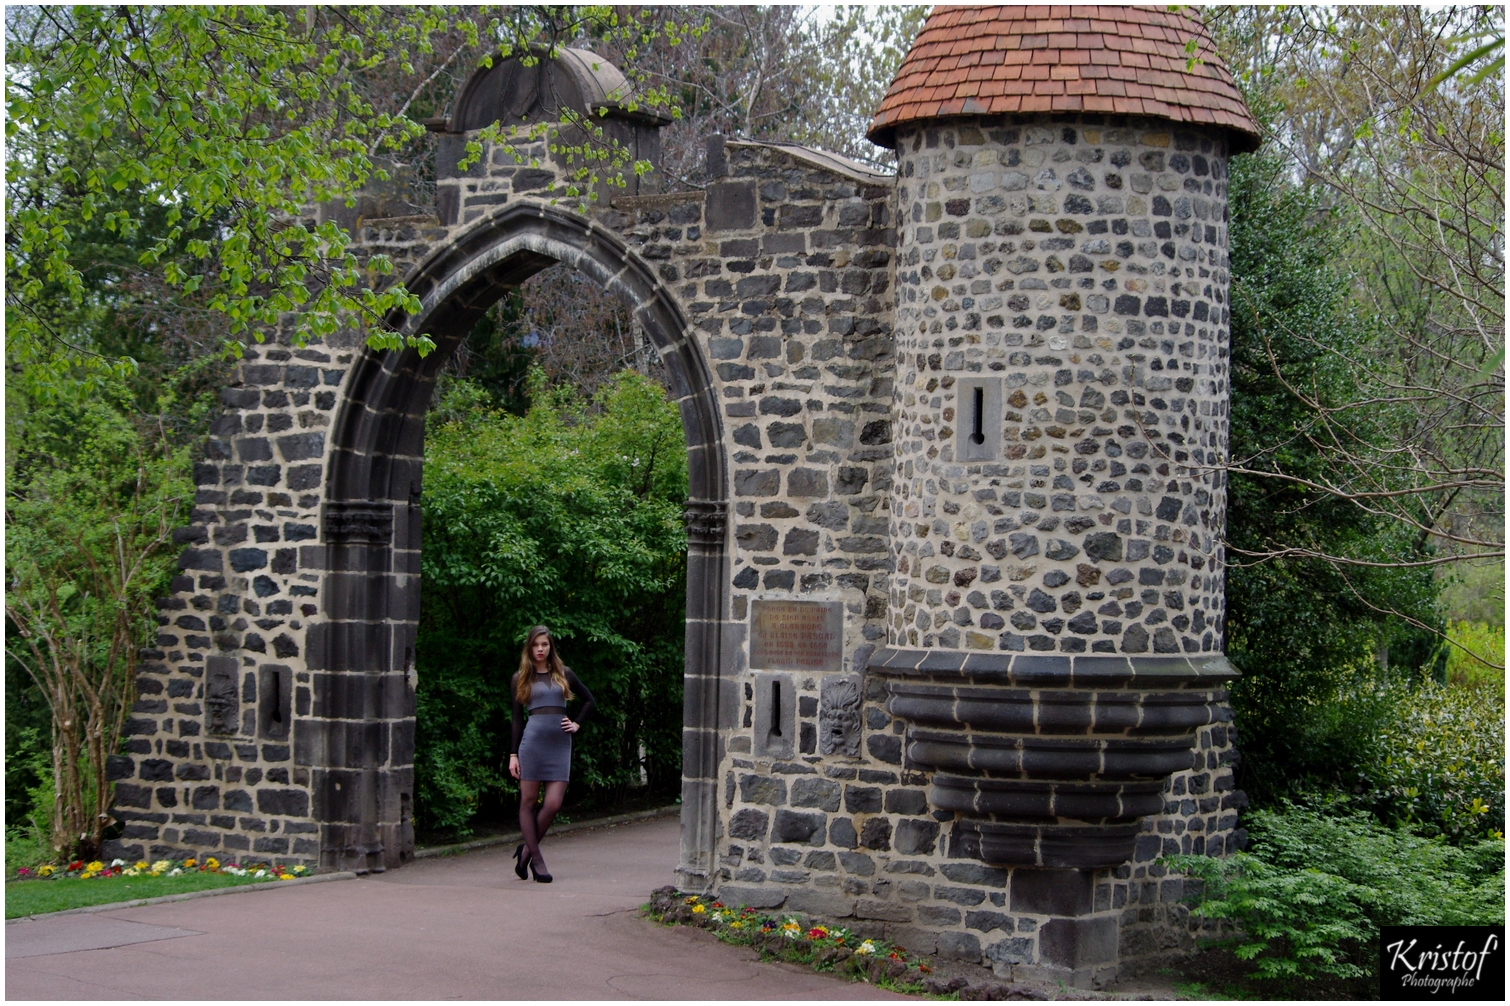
[[683, 498, 727, 549], [323, 501, 394, 545]]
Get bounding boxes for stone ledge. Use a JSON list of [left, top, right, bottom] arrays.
[[726, 139, 895, 186], [869, 648, 1239, 687], [608, 192, 704, 210]]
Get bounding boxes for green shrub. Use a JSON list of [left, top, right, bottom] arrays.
[[1168, 805, 1505, 989], [414, 369, 687, 835], [1366, 680, 1505, 840], [1227, 657, 1505, 841]]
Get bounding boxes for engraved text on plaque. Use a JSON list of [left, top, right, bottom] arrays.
[[749, 600, 844, 671]]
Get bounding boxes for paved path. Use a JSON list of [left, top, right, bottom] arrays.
[[6, 815, 903, 1001]]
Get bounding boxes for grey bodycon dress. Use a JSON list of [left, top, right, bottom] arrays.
[[510, 668, 594, 782]]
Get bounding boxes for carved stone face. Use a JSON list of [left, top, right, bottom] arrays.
[[818, 674, 863, 757], [205, 664, 239, 735]]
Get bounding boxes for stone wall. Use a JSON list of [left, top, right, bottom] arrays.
[[110, 341, 351, 862], [887, 118, 1232, 657]]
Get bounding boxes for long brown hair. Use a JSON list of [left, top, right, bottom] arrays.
[[513, 625, 572, 704]]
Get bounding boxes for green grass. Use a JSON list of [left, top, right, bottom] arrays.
[[5, 872, 278, 919], [1173, 981, 1265, 1001]]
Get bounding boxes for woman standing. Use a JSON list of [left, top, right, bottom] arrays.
[[508, 626, 594, 883]]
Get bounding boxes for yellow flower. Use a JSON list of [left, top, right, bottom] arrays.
[[134, 861, 149, 871], [183, 858, 197, 869], [277, 873, 295, 881], [691, 904, 706, 913], [729, 921, 745, 929], [205, 857, 220, 870], [38, 865, 54, 877], [85, 861, 104, 873]]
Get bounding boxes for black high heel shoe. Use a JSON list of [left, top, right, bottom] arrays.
[[529, 857, 552, 884], [512, 844, 528, 881]]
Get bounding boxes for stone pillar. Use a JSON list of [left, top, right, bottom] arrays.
[[873, 117, 1242, 985], [679, 497, 731, 891]]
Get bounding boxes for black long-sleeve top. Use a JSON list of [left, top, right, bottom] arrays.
[[509, 667, 595, 754]]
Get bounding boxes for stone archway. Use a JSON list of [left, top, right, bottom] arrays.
[[107, 48, 897, 900], [308, 202, 730, 876]]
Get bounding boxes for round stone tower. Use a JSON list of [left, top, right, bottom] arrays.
[[866, 5, 1261, 880]]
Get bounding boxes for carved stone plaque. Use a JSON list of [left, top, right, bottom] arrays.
[[819, 673, 863, 757], [750, 600, 843, 672], [204, 656, 240, 736]]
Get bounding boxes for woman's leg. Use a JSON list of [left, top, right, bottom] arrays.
[[518, 780, 544, 868], [534, 781, 568, 844]]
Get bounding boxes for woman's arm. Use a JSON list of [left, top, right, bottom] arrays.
[[509, 674, 526, 754], [564, 668, 595, 727]]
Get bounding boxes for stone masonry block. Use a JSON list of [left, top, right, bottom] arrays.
[[773, 809, 826, 846], [790, 777, 841, 812], [1011, 869, 1095, 916], [785, 890, 856, 918], [729, 808, 770, 841], [1038, 916, 1119, 970]]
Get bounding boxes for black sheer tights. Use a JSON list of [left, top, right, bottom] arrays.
[[518, 780, 567, 873]]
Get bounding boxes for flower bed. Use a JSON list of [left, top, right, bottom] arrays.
[[645, 886, 943, 994], [643, 887, 1100, 1000], [13, 856, 310, 883]]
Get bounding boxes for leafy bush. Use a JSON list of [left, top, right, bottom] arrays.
[[1365, 680, 1505, 840], [1248, 672, 1506, 841], [1168, 805, 1505, 989], [415, 369, 687, 834]]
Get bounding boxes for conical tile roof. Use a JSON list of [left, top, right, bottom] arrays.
[[868, 5, 1260, 152]]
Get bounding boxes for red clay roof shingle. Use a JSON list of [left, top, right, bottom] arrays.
[[868, 5, 1260, 151]]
